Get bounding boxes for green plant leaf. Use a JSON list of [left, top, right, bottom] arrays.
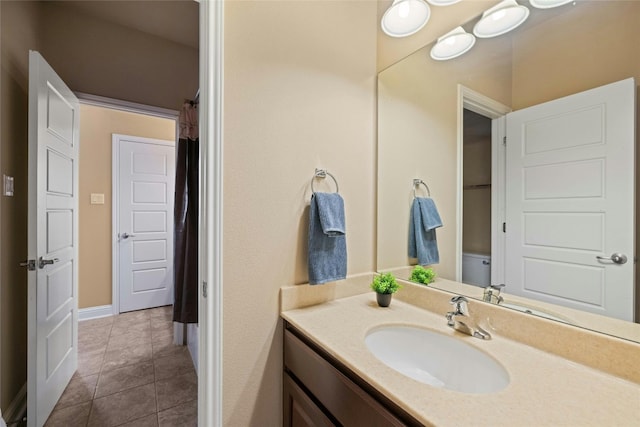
[[370, 272, 401, 294], [409, 265, 436, 286]]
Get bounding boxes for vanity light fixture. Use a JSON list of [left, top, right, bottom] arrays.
[[430, 27, 476, 61], [473, 0, 530, 39], [381, 0, 431, 38], [425, 0, 462, 5], [529, 0, 574, 8]]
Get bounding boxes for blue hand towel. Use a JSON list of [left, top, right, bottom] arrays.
[[308, 192, 347, 285], [408, 197, 443, 265]]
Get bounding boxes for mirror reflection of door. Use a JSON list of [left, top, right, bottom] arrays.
[[505, 78, 636, 322], [461, 109, 492, 288]]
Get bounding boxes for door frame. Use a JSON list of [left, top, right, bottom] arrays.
[[75, 92, 179, 316], [74, 2, 225, 424], [111, 133, 177, 316], [456, 85, 511, 284], [199, 1, 224, 425]]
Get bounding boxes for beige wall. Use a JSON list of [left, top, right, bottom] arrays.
[[223, 1, 377, 424], [78, 105, 175, 309], [377, 35, 512, 276], [511, 1, 640, 110], [40, 1, 198, 111], [0, 0, 41, 412]]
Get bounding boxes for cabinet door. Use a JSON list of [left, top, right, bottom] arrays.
[[284, 373, 335, 427]]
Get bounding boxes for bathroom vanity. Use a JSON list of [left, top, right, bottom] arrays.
[[280, 275, 640, 427], [284, 323, 419, 426]]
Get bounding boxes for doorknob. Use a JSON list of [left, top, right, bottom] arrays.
[[38, 257, 59, 269], [596, 253, 628, 265], [19, 260, 36, 271], [120, 232, 136, 240]]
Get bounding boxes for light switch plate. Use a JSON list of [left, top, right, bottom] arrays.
[[3, 175, 14, 197], [90, 193, 105, 204]]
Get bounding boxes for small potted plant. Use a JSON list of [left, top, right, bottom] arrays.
[[409, 265, 436, 286], [370, 273, 401, 307]]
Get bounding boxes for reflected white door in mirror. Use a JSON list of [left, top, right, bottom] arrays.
[[505, 78, 635, 322]]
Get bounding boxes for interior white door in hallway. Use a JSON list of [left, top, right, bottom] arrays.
[[505, 78, 636, 321], [27, 51, 79, 427], [115, 134, 175, 313]]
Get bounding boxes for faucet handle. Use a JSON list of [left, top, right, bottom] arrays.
[[450, 295, 468, 304], [449, 295, 469, 314]]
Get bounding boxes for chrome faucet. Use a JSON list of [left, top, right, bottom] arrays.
[[483, 284, 505, 304], [446, 296, 491, 340]]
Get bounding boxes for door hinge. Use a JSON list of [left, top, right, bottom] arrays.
[[203, 281, 208, 298], [19, 259, 36, 271], [503, 136, 507, 146], [502, 222, 506, 233]]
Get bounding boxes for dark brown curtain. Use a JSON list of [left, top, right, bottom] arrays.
[[173, 136, 199, 323]]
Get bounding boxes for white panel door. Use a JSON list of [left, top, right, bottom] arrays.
[[116, 135, 175, 313], [505, 78, 635, 321], [27, 51, 79, 427]]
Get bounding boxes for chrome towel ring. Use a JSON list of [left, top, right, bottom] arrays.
[[413, 178, 431, 198], [311, 168, 339, 194]]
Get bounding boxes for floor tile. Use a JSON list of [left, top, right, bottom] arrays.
[[158, 399, 197, 427], [79, 323, 112, 338], [95, 361, 155, 398], [79, 316, 114, 330], [79, 327, 110, 352], [113, 310, 150, 325], [152, 335, 185, 360], [153, 348, 194, 380], [45, 306, 192, 427], [102, 343, 153, 373], [55, 373, 99, 410], [79, 340, 108, 355], [110, 320, 151, 337], [44, 401, 92, 427], [148, 305, 172, 319], [150, 321, 174, 340], [88, 383, 156, 427], [155, 371, 197, 411], [118, 414, 159, 427], [150, 312, 173, 323], [78, 349, 106, 377], [107, 329, 152, 352]]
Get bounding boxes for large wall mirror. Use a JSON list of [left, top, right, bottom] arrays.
[[377, 0, 640, 343]]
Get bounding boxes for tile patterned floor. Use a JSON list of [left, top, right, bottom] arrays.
[[44, 306, 197, 427]]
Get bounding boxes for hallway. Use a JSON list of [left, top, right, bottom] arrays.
[[44, 306, 197, 426]]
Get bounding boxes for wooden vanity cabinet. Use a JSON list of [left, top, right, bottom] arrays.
[[283, 322, 422, 427]]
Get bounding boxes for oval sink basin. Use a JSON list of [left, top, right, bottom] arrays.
[[365, 326, 509, 394]]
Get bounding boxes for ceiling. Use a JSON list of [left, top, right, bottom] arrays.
[[60, 0, 199, 49]]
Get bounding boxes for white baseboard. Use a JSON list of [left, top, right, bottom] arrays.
[[187, 323, 199, 372], [3, 382, 26, 425], [78, 305, 114, 321], [173, 322, 184, 345]]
